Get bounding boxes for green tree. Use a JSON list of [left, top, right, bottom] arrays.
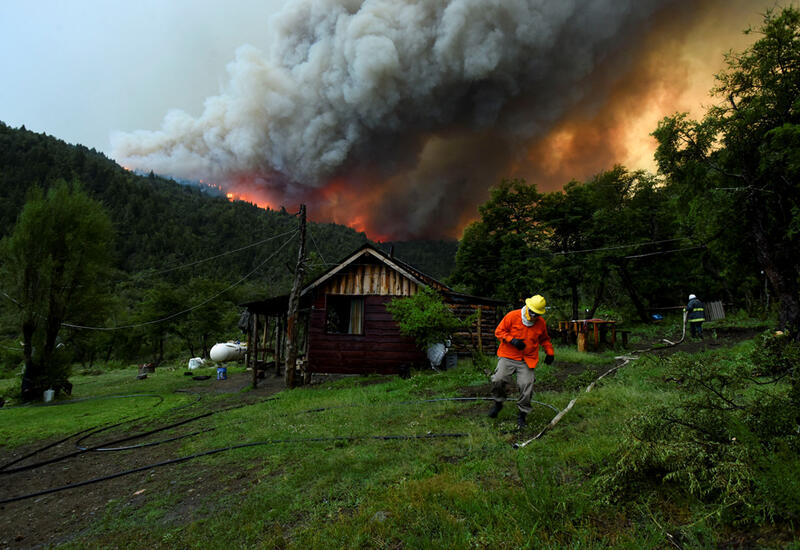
[[173, 277, 239, 358], [654, 7, 800, 335], [450, 178, 549, 304], [453, 169, 682, 322], [387, 287, 473, 350], [0, 181, 114, 399]]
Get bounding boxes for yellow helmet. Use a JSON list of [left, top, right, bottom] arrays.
[[525, 295, 546, 315]]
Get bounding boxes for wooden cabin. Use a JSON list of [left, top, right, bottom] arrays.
[[242, 244, 503, 379]]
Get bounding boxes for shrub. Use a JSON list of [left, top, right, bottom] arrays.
[[387, 287, 475, 349], [597, 335, 800, 525]]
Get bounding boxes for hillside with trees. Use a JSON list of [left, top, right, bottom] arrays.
[[0, 9, 798, 548], [450, 9, 799, 337], [0, 125, 372, 373], [0, 123, 462, 380]]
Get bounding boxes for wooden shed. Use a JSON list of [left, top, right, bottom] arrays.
[[242, 244, 502, 379]]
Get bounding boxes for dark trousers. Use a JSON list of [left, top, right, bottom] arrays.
[[690, 322, 703, 339]]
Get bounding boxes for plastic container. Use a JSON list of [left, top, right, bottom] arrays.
[[210, 342, 246, 362], [43, 389, 55, 403]]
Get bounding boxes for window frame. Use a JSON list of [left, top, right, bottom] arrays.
[[324, 294, 365, 335]]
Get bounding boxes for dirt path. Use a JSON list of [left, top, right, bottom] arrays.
[[0, 371, 287, 550], [0, 328, 762, 548]]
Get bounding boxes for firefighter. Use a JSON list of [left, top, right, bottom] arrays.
[[686, 293, 706, 339], [488, 294, 555, 428]]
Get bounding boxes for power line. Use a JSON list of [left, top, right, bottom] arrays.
[[624, 245, 705, 259], [61, 230, 298, 331], [307, 228, 327, 266], [551, 238, 689, 256], [130, 228, 298, 277]]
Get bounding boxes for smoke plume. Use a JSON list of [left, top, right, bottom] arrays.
[[112, 0, 760, 239]]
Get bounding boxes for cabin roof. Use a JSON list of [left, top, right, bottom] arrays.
[[242, 243, 502, 314], [301, 243, 447, 295]]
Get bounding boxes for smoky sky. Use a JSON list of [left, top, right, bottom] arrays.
[[111, 0, 777, 239]]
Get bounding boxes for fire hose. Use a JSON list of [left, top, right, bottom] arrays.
[[0, 395, 562, 504], [513, 314, 692, 449], [0, 432, 468, 505]]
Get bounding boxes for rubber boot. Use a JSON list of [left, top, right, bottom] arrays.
[[517, 410, 527, 429], [488, 401, 503, 418]]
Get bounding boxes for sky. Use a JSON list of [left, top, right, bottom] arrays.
[[0, 0, 783, 240]]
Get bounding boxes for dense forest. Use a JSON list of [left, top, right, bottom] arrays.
[[449, 7, 800, 332], [0, 123, 456, 379], [3, 5, 800, 388]]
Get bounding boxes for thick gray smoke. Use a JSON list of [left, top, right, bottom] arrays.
[[112, 0, 683, 237]]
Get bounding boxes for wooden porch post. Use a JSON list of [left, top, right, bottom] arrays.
[[476, 307, 483, 354], [274, 315, 283, 377], [285, 204, 307, 388], [252, 314, 259, 389], [302, 312, 311, 385]]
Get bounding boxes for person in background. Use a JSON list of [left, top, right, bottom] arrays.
[[488, 294, 555, 428], [686, 293, 706, 339]]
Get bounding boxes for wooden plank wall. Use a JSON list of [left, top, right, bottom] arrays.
[[307, 294, 425, 374], [319, 262, 419, 297], [447, 303, 500, 355], [304, 258, 500, 374]]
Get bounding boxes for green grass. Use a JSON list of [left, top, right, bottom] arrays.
[[0, 362, 249, 446], [1, 339, 793, 549]]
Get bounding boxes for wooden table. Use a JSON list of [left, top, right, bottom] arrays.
[[558, 319, 617, 350]]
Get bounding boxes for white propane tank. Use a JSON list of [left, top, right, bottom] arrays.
[[210, 342, 247, 362]]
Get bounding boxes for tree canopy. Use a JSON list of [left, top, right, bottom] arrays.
[[1, 181, 113, 399], [653, 7, 800, 335]]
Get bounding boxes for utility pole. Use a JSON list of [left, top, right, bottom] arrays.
[[285, 204, 306, 388]]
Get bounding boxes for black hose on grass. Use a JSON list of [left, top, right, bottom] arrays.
[[0, 392, 167, 412], [301, 396, 559, 414], [395, 396, 561, 413], [0, 426, 99, 472], [0, 394, 516, 500], [0, 393, 270, 473], [2, 394, 545, 472], [2, 411, 220, 474], [0, 393, 168, 470], [73, 410, 217, 453], [0, 432, 468, 505], [79, 398, 278, 452]]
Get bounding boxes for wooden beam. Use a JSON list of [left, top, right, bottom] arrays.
[[285, 205, 307, 388], [252, 314, 259, 389], [274, 315, 283, 377]]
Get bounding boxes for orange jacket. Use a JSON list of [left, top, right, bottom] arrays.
[[495, 309, 554, 368]]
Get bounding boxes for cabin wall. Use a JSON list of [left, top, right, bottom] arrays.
[[318, 261, 420, 297], [307, 294, 425, 374], [446, 303, 501, 356]]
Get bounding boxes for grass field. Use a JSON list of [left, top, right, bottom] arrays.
[[1, 327, 797, 549]]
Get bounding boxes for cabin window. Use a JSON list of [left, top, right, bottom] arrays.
[[325, 295, 364, 334]]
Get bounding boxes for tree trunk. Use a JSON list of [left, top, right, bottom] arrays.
[[104, 333, 116, 363], [749, 205, 800, 337], [588, 266, 609, 318], [570, 279, 579, 320], [20, 319, 38, 400], [285, 205, 307, 388], [616, 260, 651, 323]]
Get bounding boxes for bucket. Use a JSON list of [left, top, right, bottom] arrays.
[[577, 333, 587, 352], [43, 389, 55, 403]]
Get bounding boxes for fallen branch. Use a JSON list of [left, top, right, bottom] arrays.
[[513, 356, 635, 449]]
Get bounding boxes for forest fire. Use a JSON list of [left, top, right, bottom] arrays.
[[111, 1, 771, 243], [210, 173, 393, 240]]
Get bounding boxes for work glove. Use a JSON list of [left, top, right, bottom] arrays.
[[544, 354, 555, 365], [510, 338, 525, 350]]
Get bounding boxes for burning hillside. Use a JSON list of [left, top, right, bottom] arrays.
[[112, 0, 768, 240]]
